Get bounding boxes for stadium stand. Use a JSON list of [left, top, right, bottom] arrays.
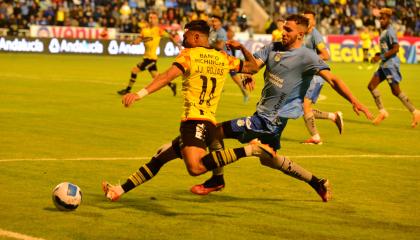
[[0, 0, 417, 37]]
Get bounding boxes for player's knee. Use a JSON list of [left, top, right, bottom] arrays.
[[132, 67, 140, 73], [367, 84, 375, 92]]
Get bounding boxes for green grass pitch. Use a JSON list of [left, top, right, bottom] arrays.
[[0, 53, 419, 240]]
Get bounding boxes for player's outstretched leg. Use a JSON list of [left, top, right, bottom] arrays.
[[259, 154, 332, 202], [118, 67, 139, 95], [200, 139, 275, 172], [309, 178, 331, 202], [333, 111, 344, 134], [368, 86, 389, 125], [395, 91, 420, 128], [313, 109, 344, 134], [372, 109, 389, 125], [412, 109, 420, 128], [102, 181, 124, 202], [302, 112, 322, 145], [102, 141, 181, 201]]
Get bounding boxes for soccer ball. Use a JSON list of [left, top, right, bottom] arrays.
[[52, 182, 82, 211]]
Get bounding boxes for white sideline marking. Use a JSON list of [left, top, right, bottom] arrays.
[[0, 155, 420, 163], [0, 157, 149, 162], [291, 155, 420, 158], [0, 229, 45, 240]]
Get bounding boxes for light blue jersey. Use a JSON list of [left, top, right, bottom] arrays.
[[225, 42, 329, 150], [304, 28, 325, 53], [304, 28, 326, 102], [379, 25, 399, 64], [254, 42, 330, 123], [209, 27, 228, 52], [375, 25, 402, 83]]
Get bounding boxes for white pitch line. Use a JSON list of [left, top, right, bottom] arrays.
[[0, 229, 45, 240], [0, 157, 149, 162], [1, 155, 420, 163], [290, 155, 420, 158]]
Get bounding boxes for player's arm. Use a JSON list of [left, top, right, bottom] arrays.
[[131, 34, 144, 45], [122, 65, 183, 107], [162, 29, 181, 47], [317, 44, 330, 61], [371, 43, 399, 63], [319, 69, 372, 119], [214, 39, 225, 51], [226, 40, 261, 73]]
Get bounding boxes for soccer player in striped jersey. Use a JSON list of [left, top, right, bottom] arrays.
[[358, 26, 373, 70], [117, 11, 177, 96], [190, 14, 372, 201], [102, 20, 274, 201], [300, 10, 344, 145], [368, 8, 420, 127]]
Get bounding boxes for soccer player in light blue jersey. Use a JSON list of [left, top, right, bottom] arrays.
[[300, 10, 344, 145], [210, 15, 250, 103], [190, 14, 372, 202], [368, 8, 420, 127]]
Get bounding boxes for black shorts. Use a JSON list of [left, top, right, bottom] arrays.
[[137, 58, 157, 72], [179, 120, 217, 150]]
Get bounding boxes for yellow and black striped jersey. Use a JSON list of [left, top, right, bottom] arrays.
[[360, 32, 372, 49], [141, 26, 164, 60], [173, 47, 243, 124]]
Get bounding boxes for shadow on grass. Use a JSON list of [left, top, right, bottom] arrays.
[[83, 192, 229, 217], [81, 190, 319, 217], [169, 190, 293, 203]]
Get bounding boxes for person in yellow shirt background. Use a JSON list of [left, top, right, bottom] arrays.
[[359, 26, 373, 70], [117, 11, 177, 96]]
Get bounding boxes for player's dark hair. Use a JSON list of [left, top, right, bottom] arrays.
[[146, 11, 158, 19], [286, 14, 309, 29], [184, 20, 210, 36], [303, 9, 316, 16], [211, 15, 223, 22]]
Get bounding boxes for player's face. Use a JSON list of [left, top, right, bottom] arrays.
[[276, 20, 284, 30], [148, 14, 158, 26], [379, 14, 390, 29], [211, 18, 222, 29], [282, 21, 304, 48]]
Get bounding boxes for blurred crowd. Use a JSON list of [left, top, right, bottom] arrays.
[[264, 0, 419, 36], [0, 0, 247, 36], [0, 0, 418, 37]]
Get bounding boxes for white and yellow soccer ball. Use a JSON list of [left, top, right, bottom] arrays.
[[52, 182, 82, 211]]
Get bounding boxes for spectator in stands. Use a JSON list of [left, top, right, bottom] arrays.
[[0, 0, 418, 37], [0, 12, 7, 28]]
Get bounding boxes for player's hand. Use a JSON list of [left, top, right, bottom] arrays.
[[370, 53, 381, 63], [122, 93, 140, 107], [242, 75, 255, 92], [226, 40, 243, 50], [352, 102, 373, 120]]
